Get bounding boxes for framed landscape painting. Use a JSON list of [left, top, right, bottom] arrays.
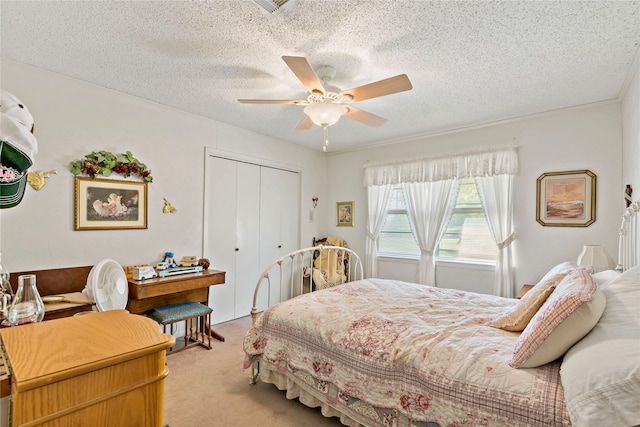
[[75, 177, 148, 230], [536, 170, 596, 227]]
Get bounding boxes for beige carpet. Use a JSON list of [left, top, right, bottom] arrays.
[[163, 315, 344, 427]]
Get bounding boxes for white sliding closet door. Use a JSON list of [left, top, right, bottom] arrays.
[[259, 167, 300, 309], [234, 163, 261, 319], [278, 169, 300, 301], [258, 167, 279, 311], [204, 156, 238, 324], [204, 152, 300, 324]]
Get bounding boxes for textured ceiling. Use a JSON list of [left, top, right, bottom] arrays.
[[1, 1, 639, 152]]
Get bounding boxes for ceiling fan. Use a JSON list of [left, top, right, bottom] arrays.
[[238, 56, 413, 151]]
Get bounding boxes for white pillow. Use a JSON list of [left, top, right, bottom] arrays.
[[539, 261, 578, 282], [591, 269, 621, 288], [560, 265, 640, 427]]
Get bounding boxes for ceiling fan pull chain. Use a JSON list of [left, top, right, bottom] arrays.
[[323, 125, 329, 152]]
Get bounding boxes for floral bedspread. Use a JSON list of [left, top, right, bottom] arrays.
[[243, 279, 570, 427]]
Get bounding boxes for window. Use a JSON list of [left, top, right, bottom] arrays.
[[438, 178, 496, 262], [378, 187, 420, 256], [378, 179, 496, 262]]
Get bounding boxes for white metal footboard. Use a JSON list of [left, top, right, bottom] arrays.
[[249, 245, 363, 385], [618, 198, 640, 271]]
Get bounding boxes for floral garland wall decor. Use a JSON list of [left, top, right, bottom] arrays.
[[70, 151, 153, 182]]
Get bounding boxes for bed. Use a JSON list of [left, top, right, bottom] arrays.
[[243, 199, 640, 427]]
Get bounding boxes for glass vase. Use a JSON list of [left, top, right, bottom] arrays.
[[7, 274, 45, 325]]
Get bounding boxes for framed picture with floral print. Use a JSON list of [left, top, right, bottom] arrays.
[[75, 177, 148, 230], [536, 170, 596, 227], [336, 201, 354, 227]]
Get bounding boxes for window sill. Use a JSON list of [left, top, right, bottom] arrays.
[[378, 254, 420, 262], [435, 258, 496, 271], [378, 254, 496, 270]]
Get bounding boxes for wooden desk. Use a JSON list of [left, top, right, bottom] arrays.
[[9, 266, 226, 338], [0, 310, 175, 425], [9, 266, 95, 320], [127, 269, 226, 341], [0, 293, 95, 326], [41, 292, 95, 319]]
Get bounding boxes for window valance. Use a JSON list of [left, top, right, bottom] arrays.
[[363, 145, 518, 187]]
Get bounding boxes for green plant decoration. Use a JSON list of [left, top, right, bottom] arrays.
[[69, 150, 153, 182]]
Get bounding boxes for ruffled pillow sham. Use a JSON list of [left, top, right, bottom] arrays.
[[510, 268, 605, 368]]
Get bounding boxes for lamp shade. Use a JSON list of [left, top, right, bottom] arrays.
[[304, 102, 347, 127], [577, 245, 615, 271]]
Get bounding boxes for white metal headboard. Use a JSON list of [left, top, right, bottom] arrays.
[[250, 245, 364, 324], [618, 198, 639, 271]]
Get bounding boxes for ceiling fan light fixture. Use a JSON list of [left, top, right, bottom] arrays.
[[304, 102, 347, 127]]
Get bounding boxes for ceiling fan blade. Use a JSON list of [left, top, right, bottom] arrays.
[[295, 115, 314, 130], [282, 56, 325, 95], [340, 74, 412, 102], [238, 99, 306, 104], [344, 106, 388, 127]]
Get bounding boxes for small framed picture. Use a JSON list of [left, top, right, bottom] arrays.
[[336, 201, 354, 227], [536, 170, 596, 227], [75, 177, 148, 230]]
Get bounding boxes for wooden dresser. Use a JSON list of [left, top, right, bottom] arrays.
[[8, 266, 226, 325], [0, 310, 175, 427]]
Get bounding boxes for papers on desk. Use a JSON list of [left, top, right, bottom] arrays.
[[42, 292, 94, 314]]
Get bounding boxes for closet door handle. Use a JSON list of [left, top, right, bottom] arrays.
[[235, 248, 239, 251], [278, 245, 282, 248]]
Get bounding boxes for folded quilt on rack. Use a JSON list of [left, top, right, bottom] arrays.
[[312, 236, 348, 290]]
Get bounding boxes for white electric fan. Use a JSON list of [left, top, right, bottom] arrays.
[[83, 259, 129, 311]]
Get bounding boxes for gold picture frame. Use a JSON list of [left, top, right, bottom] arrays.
[[74, 177, 148, 230], [336, 201, 354, 227], [536, 170, 596, 227]]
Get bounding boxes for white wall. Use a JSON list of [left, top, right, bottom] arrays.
[[0, 60, 326, 272], [622, 59, 640, 193], [1, 58, 633, 297], [325, 103, 624, 293]]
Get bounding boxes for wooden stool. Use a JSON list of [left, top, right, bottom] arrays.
[[147, 302, 213, 353]]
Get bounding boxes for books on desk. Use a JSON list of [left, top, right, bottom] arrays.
[[157, 265, 203, 278]]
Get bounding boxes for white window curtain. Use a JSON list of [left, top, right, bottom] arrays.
[[365, 184, 392, 278], [363, 145, 518, 294], [403, 180, 460, 285], [476, 174, 516, 298]]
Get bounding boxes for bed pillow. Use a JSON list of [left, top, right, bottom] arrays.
[[560, 265, 640, 427], [538, 261, 578, 282], [487, 273, 565, 331], [590, 269, 621, 288], [509, 269, 605, 368]]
